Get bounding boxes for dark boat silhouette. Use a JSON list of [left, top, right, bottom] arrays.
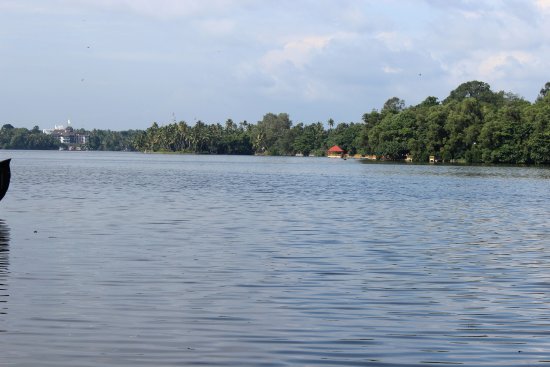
[[0, 159, 11, 202]]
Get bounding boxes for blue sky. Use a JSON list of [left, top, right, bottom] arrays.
[[1, 0, 549, 131]]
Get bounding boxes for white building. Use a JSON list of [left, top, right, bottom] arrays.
[[43, 120, 89, 147]]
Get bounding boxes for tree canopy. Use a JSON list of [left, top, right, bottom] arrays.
[[2, 80, 549, 164]]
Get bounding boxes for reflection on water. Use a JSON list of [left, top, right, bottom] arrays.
[[0, 219, 9, 319], [0, 151, 549, 367]]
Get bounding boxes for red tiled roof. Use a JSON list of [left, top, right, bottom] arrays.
[[327, 145, 344, 153]]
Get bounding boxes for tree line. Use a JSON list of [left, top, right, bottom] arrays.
[[1, 80, 549, 164]]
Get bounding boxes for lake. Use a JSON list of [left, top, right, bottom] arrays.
[[1, 150, 549, 366]]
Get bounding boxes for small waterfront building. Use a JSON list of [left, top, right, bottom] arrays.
[[43, 120, 89, 149], [327, 145, 345, 158]]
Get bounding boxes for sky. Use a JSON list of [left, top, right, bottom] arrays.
[[1, 0, 549, 131]]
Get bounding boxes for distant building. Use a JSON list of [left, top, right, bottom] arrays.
[[327, 145, 345, 158], [43, 120, 89, 149]]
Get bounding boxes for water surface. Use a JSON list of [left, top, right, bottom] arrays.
[[1, 151, 549, 366]]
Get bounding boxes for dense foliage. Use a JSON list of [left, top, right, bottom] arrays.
[[130, 80, 550, 164], [0, 125, 59, 150], [1, 81, 549, 164]]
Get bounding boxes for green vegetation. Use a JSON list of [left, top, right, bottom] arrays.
[[0, 124, 58, 150], [1, 80, 549, 164]]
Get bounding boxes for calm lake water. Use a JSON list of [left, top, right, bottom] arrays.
[[1, 150, 549, 366]]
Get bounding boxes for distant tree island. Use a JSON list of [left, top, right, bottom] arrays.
[[1, 80, 549, 164]]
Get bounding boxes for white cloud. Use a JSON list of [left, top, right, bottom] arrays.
[[478, 52, 535, 77], [253, 31, 363, 102], [458, 10, 483, 19], [260, 35, 334, 71], [374, 32, 413, 52], [0, 0, 246, 19], [382, 66, 403, 74], [95, 0, 235, 19], [97, 51, 172, 63], [197, 19, 236, 36], [438, 49, 543, 97], [536, 0, 550, 10], [255, 46, 333, 101], [2, 0, 550, 129]]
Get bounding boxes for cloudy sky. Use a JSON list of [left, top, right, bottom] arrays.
[[1, 0, 549, 131]]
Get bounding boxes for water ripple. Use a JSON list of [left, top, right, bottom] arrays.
[[0, 152, 549, 366]]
